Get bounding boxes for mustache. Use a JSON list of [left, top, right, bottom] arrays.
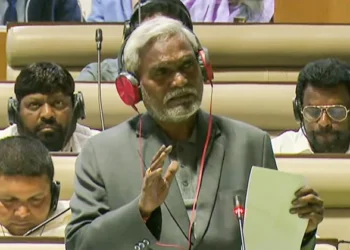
[[163, 87, 198, 104], [36, 121, 61, 132]]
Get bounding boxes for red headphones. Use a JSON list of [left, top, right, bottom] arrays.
[[115, 33, 214, 107]]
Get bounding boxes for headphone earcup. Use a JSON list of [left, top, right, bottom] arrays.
[[7, 97, 18, 125], [73, 92, 86, 120], [115, 72, 142, 106], [198, 48, 214, 82], [50, 181, 61, 212], [293, 97, 302, 122]]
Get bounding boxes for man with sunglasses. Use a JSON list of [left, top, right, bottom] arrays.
[[273, 58, 350, 154]]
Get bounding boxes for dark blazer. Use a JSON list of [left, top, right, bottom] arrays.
[[65, 110, 315, 250], [27, 0, 82, 21]]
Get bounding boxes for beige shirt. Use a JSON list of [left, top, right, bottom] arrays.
[[272, 129, 350, 154], [0, 124, 100, 152], [0, 200, 71, 237]]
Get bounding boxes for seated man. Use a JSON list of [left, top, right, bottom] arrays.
[[77, 0, 194, 82], [0, 136, 70, 236], [87, 0, 273, 23], [1, 62, 99, 152], [0, 0, 82, 24], [66, 16, 324, 250], [184, 0, 274, 23], [273, 58, 350, 154]]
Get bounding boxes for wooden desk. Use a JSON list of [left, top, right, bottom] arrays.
[[0, 237, 64, 244], [0, 26, 6, 81], [275, 0, 350, 23]]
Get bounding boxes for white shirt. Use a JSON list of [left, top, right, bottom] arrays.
[[272, 129, 350, 154], [0, 200, 71, 237], [0, 123, 100, 152]]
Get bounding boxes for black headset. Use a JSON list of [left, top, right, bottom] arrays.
[[293, 96, 303, 123], [122, 0, 193, 40], [7, 92, 86, 125], [50, 181, 61, 212]]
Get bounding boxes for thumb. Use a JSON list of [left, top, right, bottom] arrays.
[[163, 160, 179, 184]]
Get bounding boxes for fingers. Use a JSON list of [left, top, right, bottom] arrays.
[[163, 161, 179, 184], [144, 168, 163, 183], [295, 186, 318, 197], [290, 186, 324, 228], [142, 168, 163, 191], [149, 145, 172, 172], [292, 193, 324, 207], [151, 145, 166, 163], [290, 204, 324, 216]]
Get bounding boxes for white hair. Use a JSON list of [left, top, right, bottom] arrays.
[[123, 16, 199, 74]]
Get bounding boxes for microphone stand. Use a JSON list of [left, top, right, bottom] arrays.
[[95, 28, 105, 131], [234, 195, 247, 250], [23, 207, 71, 236]]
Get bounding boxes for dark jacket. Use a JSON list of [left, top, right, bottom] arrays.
[[26, 0, 82, 22]]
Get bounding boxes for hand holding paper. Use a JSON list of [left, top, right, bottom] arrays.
[[290, 186, 324, 233], [243, 166, 324, 250]]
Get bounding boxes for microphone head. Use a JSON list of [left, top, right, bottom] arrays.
[[233, 195, 245, 218], [95, 28, 103, 43]]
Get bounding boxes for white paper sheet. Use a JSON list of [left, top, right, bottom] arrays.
[[243, 166, 308, 250]]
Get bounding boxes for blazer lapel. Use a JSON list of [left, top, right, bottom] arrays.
[[136, 111, 226, 245], [136, 113, 164, 173], [192, 111, 226, 246], [164, 174, 191, 240], [136, 113, 190, 240]]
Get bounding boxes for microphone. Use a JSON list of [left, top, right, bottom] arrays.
[[95, 28, 103, 50], [339, 240, 350, 244], [23, 207, 71, 236], [95, 28, 105, 131], [233, 195, 247, 250]]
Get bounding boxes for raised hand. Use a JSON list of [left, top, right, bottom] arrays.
[[138, 145, 179, 218]]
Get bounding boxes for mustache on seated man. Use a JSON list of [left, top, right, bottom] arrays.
[[2, 62, 99, 152], [65, 16, 324, 250], [273, 58, 350, 154], [0, 136, 70, 236]]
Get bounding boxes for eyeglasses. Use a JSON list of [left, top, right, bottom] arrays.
[[302, 105, 350, 122]]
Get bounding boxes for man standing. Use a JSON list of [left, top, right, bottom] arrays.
[[66, 17, 324, 250], [1, 62, 99, 152]]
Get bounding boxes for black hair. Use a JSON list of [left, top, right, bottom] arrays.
[[129, 0, 193, 33], [296, 58, 350, 105], [15, 62, 75, 103], [0, 136, 54, 181]]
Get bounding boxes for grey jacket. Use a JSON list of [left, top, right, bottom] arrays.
[[65, 110, 316, 250], [76, 58, 119, 82]]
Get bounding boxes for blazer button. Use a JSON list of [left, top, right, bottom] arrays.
[[143, 239, 150, 246], [138, 242, 145, 249], [134, 245, 141, 250]]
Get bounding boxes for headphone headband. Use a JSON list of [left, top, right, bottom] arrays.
[[123, 0, 193, 40], [116, 22, 214, 107], [118, 26, 206, 79]]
